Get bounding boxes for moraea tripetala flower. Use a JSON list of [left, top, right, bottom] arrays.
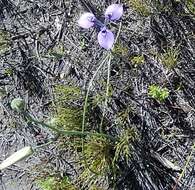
[[78, 4, 123, 50]]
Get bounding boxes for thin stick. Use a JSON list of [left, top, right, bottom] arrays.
[[173, 142, 195, 190]]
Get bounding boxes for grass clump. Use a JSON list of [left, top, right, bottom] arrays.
[[83, 136, 113, 174], [48, 43, 65, 59], [116, 106, 135, 126], [38, 176, 77, 190], [112, 42, 129, 57], [0, 30, 10, 54], [125, 0, 151, 17], [160, 47, 179, 69], [78, 137, 114, 188], [4, 68, 13, 77], [54, 85, 81, 103], [113, 128, 138, 164], [186, 0, 195, 14], [148, 84, 169, 102]]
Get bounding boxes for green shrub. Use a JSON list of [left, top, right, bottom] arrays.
[[148, 85, 169, 102]]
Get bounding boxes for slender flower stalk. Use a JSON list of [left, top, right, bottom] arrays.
[[94, 19, 105, 28]]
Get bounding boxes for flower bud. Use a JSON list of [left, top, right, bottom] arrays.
[[11, 98, 25, 112]]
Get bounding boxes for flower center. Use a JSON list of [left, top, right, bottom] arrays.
[[101, 28, 107, 36], [94, 19, 105, 28], [106, 13, 112, 19]]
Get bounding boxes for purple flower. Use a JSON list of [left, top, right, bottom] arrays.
[[98, 28, 114, 50], [105, 4, 123, 21], [78, 12, 96, 29], [78, 4, 123, 50]]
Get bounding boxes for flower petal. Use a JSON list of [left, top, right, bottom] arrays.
[[98, 28, 114, 50], [105, 4, 123, 21], [78, 12, 96, 29]]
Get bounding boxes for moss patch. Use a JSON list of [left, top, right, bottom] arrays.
[[38, 176, 77, 190], [49, 85, 83, 131]]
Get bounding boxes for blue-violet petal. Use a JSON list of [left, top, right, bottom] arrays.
[[78, 12, 96, 29], [105, 4, 123, 21], [98, 28, 114, 50]]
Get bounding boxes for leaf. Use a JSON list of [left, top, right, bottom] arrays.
[[0, 146, 33, 170]]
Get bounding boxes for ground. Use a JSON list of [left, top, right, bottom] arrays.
[[0, 0, 195, 190]]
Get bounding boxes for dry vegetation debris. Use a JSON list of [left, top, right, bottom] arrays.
[[0, 0, 195, 189]]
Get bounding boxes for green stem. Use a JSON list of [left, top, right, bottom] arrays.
[[81, 53, 111, 142], [81, 52, 112, 175], [173, 142, 195, 190], [100, 53, 112, 132], [24, 112, 115, 141]]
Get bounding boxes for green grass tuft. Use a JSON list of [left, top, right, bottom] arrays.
[[113, 128, 138, 164], [54, 85, 81, 103], [54, 107, 82, 131], [186, 0, 195, 14], [49, 85, 83, 131], [0, 30, 10, 54], [160, 47, 179, 69], [78, 136, 114, 188], [126, 0, 151, 17], [83, 136, 114, 174], [112, 42, 129, 57]]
